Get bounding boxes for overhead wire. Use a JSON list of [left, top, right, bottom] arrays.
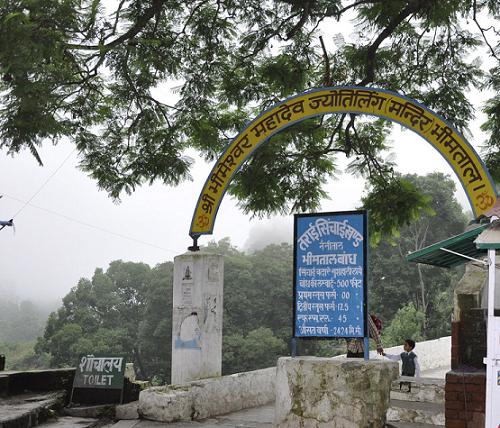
[[1, 148, 76, 232], [0, 148, 179, 254], [10, 148, 77, 219], [3, 194, 178, 255]]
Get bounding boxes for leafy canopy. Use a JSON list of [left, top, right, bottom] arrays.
[[370, 172, 467, 339], [1, 0, 499, 237]]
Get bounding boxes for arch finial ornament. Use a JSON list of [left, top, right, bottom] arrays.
[[190, 86, 497, 238]]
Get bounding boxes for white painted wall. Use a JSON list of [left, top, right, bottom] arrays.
[[333, 336, 451, 372]]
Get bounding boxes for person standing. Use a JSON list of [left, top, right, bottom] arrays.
[[383, 339, 420, 391], [382, 339, 420, 377], [346, 314, 383, 358]]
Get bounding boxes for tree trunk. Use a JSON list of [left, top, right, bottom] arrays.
[[417, 263, 428, 335], [133, 348, 148, 379]]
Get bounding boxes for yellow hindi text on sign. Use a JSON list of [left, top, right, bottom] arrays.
[[190, 87, 497, 237]]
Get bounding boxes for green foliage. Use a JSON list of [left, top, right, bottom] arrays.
[[223, 328, 286, 374], [1, 341, 50, 371], [361, 176, 433, 245], [370, 173, 467, 339], [36, 260, 174, 381], [0, 1, 496, 240], [382, 303, 425, 347], [34, 180, 467, 376]]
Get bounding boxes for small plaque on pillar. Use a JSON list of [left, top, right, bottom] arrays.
[[182, 284, 193, 306], [208, 257, 220, 282]]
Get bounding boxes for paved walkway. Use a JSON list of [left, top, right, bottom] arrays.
[[114, 405, 274, 428], [420, 365, 449, 378], [107, 365, 449, 428]]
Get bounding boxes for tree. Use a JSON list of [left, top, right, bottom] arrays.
[[223, 327, 286, 374], [2, 1, 499, 239], [209, 239, 334, 365], [369, 172, 467, 338], [35, 244, 296, 379], [36, 260, 174, 380], [382, 303, 425, 347]]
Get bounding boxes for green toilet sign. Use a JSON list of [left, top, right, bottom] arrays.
[[73, 355, 125, 389]]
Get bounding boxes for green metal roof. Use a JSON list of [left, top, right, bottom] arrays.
[[406, 224, 490, 268]]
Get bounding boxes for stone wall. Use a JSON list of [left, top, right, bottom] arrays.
[[0, 368, 140, 404], [445, 371, 485, 428], [0, 369, 75, 397], [139, 366, 275, 422], [447, 260, 489, 427], [454, 308, 486, 370]]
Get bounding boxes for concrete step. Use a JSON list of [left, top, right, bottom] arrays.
[[387, 399, 445, 426], [62, 404, 115, 419], [390, 377, 445, 404], [38, 416, 99, 428], [387, 423, 444, 428], [0, 391, 65, 428]]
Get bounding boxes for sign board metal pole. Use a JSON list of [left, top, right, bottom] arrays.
[[364, 214, 369, 361], [484, 215, 499, 428], [485, 221, 497, 428]]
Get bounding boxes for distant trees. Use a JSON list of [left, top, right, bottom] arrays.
[[36, 260, 174, 381], [35, 244, 292, 382], [369, 173, 468, 338], [0, 298, 53, 342], [382, 303, 425, 346], [0, 297, 56, 369], [35, 173, 468, 377]]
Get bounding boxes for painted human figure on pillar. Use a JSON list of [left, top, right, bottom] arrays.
[[175, 312, 201, 349], [183, 264, 193, 280]]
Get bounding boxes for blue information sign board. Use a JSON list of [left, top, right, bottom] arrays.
[[293, 211, 367, 338]]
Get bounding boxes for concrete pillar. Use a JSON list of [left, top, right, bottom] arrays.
[[171, 251, 223, 385], [275, 357, 398, 428]]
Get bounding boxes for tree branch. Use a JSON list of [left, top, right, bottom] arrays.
[[319, 35, 332, 86], [333, 0, 384, 19], [473, 0, 500, 61], [358, 1, 422, 86], [67, 0, 166, 52]]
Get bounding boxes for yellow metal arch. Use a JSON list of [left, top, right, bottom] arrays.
[[190, 86, 497, 237]]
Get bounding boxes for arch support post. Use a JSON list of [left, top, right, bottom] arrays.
[[171, 251, 224, 385]]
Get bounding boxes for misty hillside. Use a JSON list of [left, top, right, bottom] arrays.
[[0, 294, 58, 343]]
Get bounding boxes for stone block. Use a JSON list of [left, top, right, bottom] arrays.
[[387, 399, 444, 425], [125, 364, 136, 382], [139, 388, 193, 422], [274, 357, 398, 428], [115, 401, 139, 420], [138, 366, 275, 423]]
